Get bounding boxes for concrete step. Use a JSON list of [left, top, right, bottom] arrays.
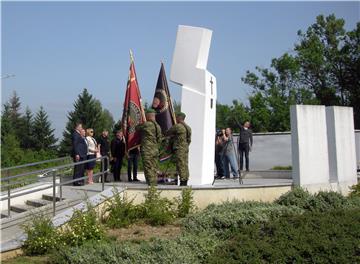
[[26, 199, 52, 208], [10, 204, 34, 213], [42, 194, 65, 202]]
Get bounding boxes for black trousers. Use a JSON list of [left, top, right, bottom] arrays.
[[113, 157, 123, 182], [127, 153, 139, 180], [73, 158, 85, 186], [239, 143, 250, 171], [100, 154, 109, 182], [215, 152, 224, 177]]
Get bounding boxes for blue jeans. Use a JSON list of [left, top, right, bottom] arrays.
[[223, 152, 239, 178], [127, 153, 138, 180]]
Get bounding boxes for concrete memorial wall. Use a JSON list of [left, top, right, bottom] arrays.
[[290, 105, 358, 194], [290, 105, 330, 190], [326, 106, 357, 192]]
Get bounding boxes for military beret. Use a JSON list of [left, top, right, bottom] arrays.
[[145, 108, 156, 114], [176, 112, 186, 118]]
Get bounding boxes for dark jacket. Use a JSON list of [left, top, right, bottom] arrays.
[[72, 131, 88, 159], [238, 127, 253, 146], [98, 135, 110, 156], [111, 137, 126, 159]]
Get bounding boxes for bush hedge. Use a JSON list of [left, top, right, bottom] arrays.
[[206, 209, 360, 264], [182, 201, 304, 236], [275, 188, 360, 212], [51, 232, 220, 264]]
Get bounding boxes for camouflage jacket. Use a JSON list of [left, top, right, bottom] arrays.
[[136, 121, 162, 150], [166, 122, 191, 151]]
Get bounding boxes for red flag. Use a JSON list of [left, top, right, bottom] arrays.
[[121, 51, 145, 153]]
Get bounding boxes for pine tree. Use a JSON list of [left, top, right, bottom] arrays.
[[59, 88, 114, 155], [20, 107, 35, 149], [1, 103, 13, 143], [7, 91, 25, 139], [32, 106, 57, 150]]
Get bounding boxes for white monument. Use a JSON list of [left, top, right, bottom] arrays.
[[290, 105, 331, 192], [170, 25, 216, 185], [326, 106, 357, 192]]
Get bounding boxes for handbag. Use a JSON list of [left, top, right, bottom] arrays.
[[96, 151, 102, 161]]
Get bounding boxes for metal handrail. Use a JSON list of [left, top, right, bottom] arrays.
[[1, 156, 110, 217], [1, 156, 71, 173]]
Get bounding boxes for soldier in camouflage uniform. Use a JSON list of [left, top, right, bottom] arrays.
[[136, 109, 162, 185], [166, 112, 191, 186]]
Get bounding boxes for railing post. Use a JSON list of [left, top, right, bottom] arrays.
[[101, 157, 105, 191], [52, 170, 56, 216], [7, 177, 11, 217], [59, 169, 63, 201]]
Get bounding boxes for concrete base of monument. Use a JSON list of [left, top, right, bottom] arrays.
[[299, 180, 357, 195]]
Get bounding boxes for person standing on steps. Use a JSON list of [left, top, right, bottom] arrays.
[[238, 121, 253, 172], [98, 130, 110, 182], [166, 112, 192, 186], [111, 130, 126, 182], [136, 109, 162, 186], [127, 147, 140, 182], [72, 124, 88, 186]]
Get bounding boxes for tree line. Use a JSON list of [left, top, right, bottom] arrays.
[[218, 14, 359, 133], [1, 14, 359, 167]]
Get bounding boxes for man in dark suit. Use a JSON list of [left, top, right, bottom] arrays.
[[72, 123, 88, 186], [111, 130, 126, 182], [238, 121, 253, 172]]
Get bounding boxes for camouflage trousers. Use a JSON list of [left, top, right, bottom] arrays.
[[141, 152, 158, 186], [174, 149, 189, 181]]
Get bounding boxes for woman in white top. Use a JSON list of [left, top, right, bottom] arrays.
[[85, 128, 99, 184]]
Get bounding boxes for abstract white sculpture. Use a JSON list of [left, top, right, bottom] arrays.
[[170, 25, 216, 185]]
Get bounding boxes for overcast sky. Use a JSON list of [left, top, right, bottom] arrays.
[[2, 1, 359, 140]]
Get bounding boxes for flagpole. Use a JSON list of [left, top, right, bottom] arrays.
[[161, 61, 177, 124]]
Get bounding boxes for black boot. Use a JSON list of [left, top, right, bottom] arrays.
[[180, 180, 188, 186]]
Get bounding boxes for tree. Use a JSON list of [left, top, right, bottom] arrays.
[[59, 89, 114, 155], [7, 91, 26, 139], [32, 106, 57, 151], [295, 15, 359, 127], [20, 107, 35, 149], [1, 103, 13, 143], [242, 14, 359, 130]]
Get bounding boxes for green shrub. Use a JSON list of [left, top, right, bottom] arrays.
[[276, 188, 360, 212], [103, 190, 139, 228], [275, 187, 312, 208], [182, 201, 304, 236], [206, 209, 360, 264], [307, 191, 351, 212], [138, 186, 176, 226], [176, 187, 196, 218], [22, 214, 60, 256], [51, 232, 220, 264], [61, 206, 104, 246], [349, 182, 360, 198]]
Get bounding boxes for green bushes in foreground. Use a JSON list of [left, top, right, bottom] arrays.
[[182, 201, 304, 236], [51, 232, 219, 264], [23, 187, 360, 262], [275, 187, 360, 212], [207, 209, 360, 264], [22, 206, 103, 256], [104, 186, 196, 228]]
